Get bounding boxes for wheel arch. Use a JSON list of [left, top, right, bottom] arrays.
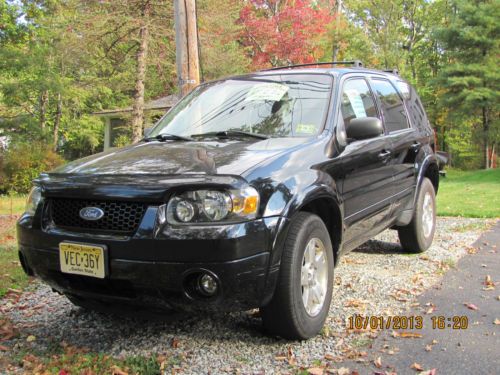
[[298, 197, 343, 265]]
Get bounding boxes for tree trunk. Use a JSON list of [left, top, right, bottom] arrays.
[[53, 93, 62, 151], [39, 90, 49, 130], [482, 106, 490, 169], [131, 2, 151, 143]]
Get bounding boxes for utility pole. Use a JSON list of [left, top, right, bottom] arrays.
[[174, 0, 200, 97], [332, 0, 342, 62]]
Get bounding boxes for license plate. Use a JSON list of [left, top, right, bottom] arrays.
[[59, 242, 106, 279]]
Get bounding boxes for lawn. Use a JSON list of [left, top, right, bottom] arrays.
[[0, 217, 29, 297], [437, 168, 500, 218], [0, 195, 26, 216]]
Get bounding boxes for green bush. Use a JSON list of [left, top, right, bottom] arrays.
[[0, 142, 65, 194]]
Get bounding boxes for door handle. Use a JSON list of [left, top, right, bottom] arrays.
[[378, 150, 392, 160]]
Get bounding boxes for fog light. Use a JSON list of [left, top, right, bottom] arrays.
[[198, 274, 218, 296]]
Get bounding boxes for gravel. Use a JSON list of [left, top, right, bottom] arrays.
[[1, 217, 494, 373]]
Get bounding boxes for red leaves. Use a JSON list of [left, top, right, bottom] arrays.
[[239, 0, 334, 68]]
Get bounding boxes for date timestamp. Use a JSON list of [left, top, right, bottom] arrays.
[[347, 315, 469, 330]]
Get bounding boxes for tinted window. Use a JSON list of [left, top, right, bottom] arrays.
[[340, 79, 378, 130], [151, 74, 332, 138], [371, 79, 409, 132]]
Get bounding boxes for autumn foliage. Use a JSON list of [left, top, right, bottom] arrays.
[[239, 0, 334, 68]]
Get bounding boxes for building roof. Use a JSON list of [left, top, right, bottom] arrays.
[[93, 94, 179, 116]]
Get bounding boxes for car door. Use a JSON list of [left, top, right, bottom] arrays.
[[334, 77, 395, 248], [368, 78, 418, 216]]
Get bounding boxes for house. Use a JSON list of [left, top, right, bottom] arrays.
[[93, 95, 179, 151]]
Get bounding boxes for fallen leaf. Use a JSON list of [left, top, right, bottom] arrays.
[[399, 332, 423, 338], [307, 368, 324, 375], [411, 362, 423, 371], [336, 368, 350, 375], [324, 354, 336, 361], [431, 339, 438, 344], [344, 299, 368, 308], [111, 366, 128, 375], [171, 337, 180, 348], [26, 335, 36, 342], [494, 319, 500, 325], [419, 370, 437, 375], [274, 356, 287, 361], [0, 344, 9, 351], [464, 303, 479, 310], [425, 344, 433, 352], [466, 246, 477, 254], [374, 356, 382, 368]]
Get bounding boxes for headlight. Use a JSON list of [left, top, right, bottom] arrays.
[[25, 186, 42, 215], [165, 187, 259, 224]]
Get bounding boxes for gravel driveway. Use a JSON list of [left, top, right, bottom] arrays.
[[1, 217, 494, 374]]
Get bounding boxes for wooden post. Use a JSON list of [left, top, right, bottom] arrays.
[[174, 0, 200, 96]]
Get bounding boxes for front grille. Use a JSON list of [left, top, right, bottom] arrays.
[[49, 198, 148, 233]]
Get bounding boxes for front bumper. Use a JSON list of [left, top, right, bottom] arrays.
[[17, 213, 284, 312]]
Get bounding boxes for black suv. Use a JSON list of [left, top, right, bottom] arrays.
[[17, 62, 439, 339]]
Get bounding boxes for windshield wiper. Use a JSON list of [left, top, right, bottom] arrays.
[[191, 130, 269, 140], [143, 133, 194, 142]]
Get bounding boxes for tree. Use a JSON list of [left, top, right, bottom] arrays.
[[198, 0, 250, 80], [435, 0, 500, 169], [239, 0, 334, 68]]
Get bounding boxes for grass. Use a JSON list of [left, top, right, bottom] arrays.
[[0, 219, 29, 297], [0, 195, 26, 216], [6, 346, 164, 375], [437, 168, 500, 218]]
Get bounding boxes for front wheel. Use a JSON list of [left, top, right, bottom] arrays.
[[398, 177, 436, 253], [261, 212, 334, 340]]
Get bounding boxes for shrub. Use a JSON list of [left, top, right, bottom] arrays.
[[0, 142, 65, 194]]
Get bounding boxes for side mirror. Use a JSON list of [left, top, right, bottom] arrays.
[[144, 127, 153, 137], [346, 117, 384, 141]]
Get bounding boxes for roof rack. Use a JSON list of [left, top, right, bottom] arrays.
[[262, 60, 364, 71], [384, 68, 399, 75]]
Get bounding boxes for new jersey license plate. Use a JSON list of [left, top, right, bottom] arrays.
[[59, 242, 106, 279]]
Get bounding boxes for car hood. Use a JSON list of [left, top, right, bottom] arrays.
[[51, 138, 309, 177]]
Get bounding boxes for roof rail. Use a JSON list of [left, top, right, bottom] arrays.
[[262, 60, 364, 71], [384, 68, 399, 75]]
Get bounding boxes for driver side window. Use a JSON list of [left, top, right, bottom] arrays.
[[340, 79, 378, 131]]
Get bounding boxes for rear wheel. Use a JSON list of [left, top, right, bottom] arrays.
[[398, 177, 436, 253], [261, 212, 334, 340]]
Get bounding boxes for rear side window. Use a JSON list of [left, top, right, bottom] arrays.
[[370, 79, 409, 132], [340, 79, 378, 129]]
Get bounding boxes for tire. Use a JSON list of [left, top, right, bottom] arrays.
[[398, 177, 436, 253], [261, 212, 334, 340]]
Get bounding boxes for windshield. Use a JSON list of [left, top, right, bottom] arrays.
[[149, 74, 332, 139]]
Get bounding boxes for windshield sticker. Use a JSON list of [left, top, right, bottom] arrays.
[[296, 123, 317, 134], [244, 83, 289, 102], [344, 89, 367, 118]]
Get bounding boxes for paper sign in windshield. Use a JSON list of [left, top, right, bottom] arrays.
[[245, 83, 289, 102], [344, 89, 367, 118], [296, 123, 317, 134]]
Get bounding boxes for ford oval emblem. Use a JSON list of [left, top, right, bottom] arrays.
[[79, 207, 105, 221]]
